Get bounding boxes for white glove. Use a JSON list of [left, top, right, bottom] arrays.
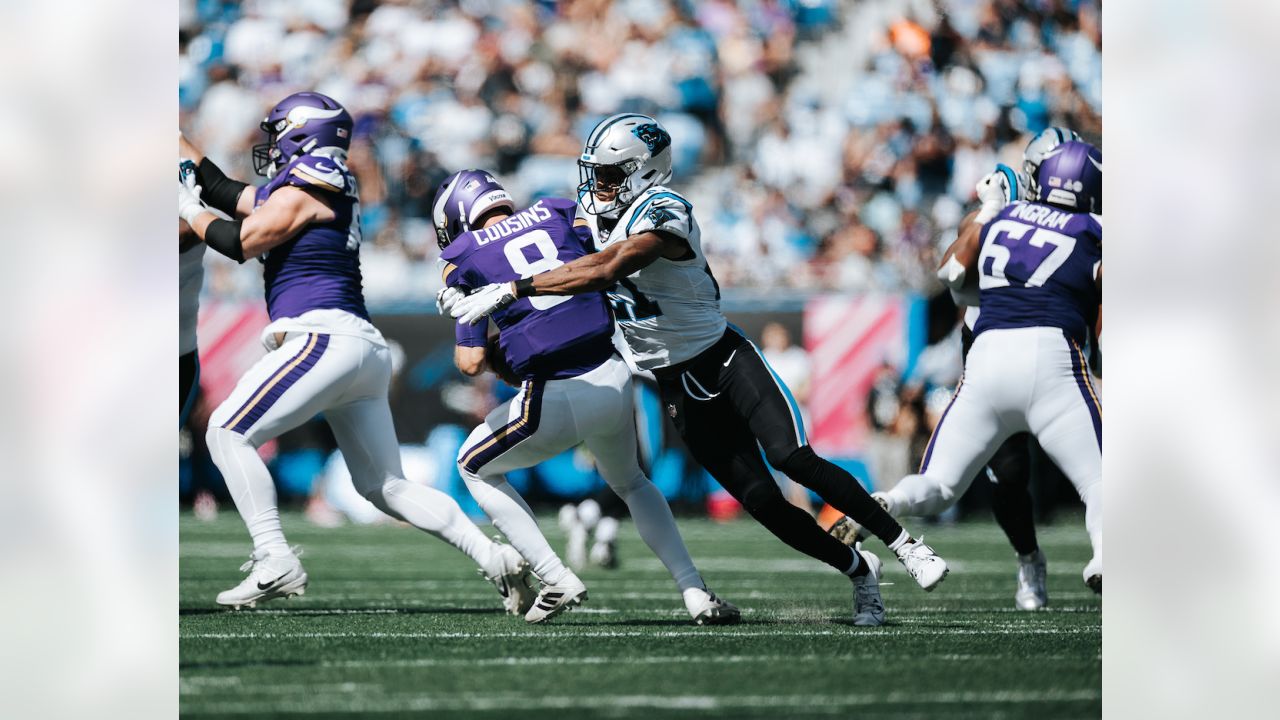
[[436, 286, 464, 315], [178, 180, 206, 225], [974, 171, 1011, 224], [451, 282, 517, 325]]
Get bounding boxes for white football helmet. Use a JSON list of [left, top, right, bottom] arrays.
[[1022, 126, 1082, 196], [578, 113, 674, 218]]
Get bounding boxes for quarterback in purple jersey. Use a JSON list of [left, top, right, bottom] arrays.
[[434, 169, 737, 625], [881, 140, 1104, 593], [178, 92, 535, 612]]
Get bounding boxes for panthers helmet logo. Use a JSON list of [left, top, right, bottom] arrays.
[[632, 123, 671, 155]]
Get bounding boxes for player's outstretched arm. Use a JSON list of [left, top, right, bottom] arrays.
[[180, 131, 255, 218], [450, 231, 680, 325], [179, 186, 335, 263]]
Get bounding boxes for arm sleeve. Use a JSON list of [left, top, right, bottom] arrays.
[[443, 261, 488, 347]]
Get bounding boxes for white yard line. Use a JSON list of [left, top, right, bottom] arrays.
[[183, 689, 1100, 713], [183, 625, 1098, 640]]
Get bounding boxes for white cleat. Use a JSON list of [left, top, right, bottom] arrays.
[[1083, 556, 1102, 594], [524, 573, 588, 624], [895, 537, 949, 592], [1014, 549, 1049, 611], [851, 546, 885, 626], [481, 540, 537, 616], [216, 547, 308, 610], [683, 586, 741, 626]]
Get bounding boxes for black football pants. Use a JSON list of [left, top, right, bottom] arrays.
[[654, 328, 905, 572]]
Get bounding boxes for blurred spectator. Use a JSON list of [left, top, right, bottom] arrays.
[[181, 0, 1101, 304]]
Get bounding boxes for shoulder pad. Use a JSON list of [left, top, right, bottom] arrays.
[[624, 187, 693, 239], [439, 232, 475, 264], [284, 156, 347, 193]]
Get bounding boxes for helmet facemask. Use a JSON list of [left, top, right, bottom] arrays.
[[578, 159, 641, 218]]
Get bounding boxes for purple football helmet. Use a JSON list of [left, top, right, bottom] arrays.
[[1034, 140, 1101, 213], [432, 169, 515, 249], [252, 92, 353, 178]]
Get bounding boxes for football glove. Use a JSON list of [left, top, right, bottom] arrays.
[[436, 286, 464, 316], [974, 169, 1012, 224], [178, 179, 206, 226], [451, 282, 517, 325]]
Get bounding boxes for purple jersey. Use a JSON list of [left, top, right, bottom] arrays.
[[254, 154, 369, 322], [441, 197, 614, 380], [973, 202, 1102, 345]]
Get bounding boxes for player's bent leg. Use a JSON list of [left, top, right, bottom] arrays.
[[324, 388, 535, 614], [456, 381, 588, 620], [723, 338, 909, 550], [206, 332, 354, 607], [1030, 342, 1102, 592]]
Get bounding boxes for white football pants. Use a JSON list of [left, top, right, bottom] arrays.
[[886, 327, 1102, 573], [207, 331, 497, 572], [459, 356, 703, 593]]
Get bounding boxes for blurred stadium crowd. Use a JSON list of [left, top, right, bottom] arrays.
[[180, 0, 1101, 305]]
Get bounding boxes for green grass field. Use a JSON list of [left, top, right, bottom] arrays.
[[180, 510, 1100, 719]]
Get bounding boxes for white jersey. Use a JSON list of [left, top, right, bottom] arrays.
[[180, 243, 206, 356], [576, 186, 725, 370]]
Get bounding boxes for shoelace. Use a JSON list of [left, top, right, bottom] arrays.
[[238, 545, 303, 573]]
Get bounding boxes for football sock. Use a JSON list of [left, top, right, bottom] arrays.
[[615, 481, 701, 592], [369, 477, 496, 573], [1080, 481, 1102, 565], [990, 474, 1040, 556], [843, 547, 869, 578], [778, 447, 905, 546], [207, 426, 290, 557], [461, 470, 572, 585]]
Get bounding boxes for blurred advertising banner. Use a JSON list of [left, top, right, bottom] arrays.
[[195, 300, 270, 412], [804, 294, 924, 457]]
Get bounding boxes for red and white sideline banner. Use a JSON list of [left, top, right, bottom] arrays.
[[804, 294, 909, 456], [196, 300, 270, 412]]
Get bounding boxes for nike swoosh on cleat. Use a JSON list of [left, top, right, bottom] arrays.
[[257, 572, 290, 590]]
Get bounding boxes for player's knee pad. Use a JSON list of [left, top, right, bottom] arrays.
[[763, 442, 806, 474]]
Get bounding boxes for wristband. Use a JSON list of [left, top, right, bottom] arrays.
[[513, 278, 536, 298], [205, 218, 246, 263]]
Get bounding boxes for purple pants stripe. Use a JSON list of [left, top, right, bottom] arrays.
[[223, 333, 330, 435], [1066, 334, 1102, 451], [919, 371, 965, 473], [461, 381, 546, 475]]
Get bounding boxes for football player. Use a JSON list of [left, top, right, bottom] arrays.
[[832, 127, 1089, 610], [448, 114, 948, 626], [886, 140, 1103, 592], [434, 169, 737, 625], [178, 92, 534, 612]]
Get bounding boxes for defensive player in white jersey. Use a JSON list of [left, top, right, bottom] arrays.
[[177, 92, 535, 612], [831, 127, 1090, 610], [434, 169, 737, 625], [448, 114, 948, 625], [888, 140, 1104, 592]]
